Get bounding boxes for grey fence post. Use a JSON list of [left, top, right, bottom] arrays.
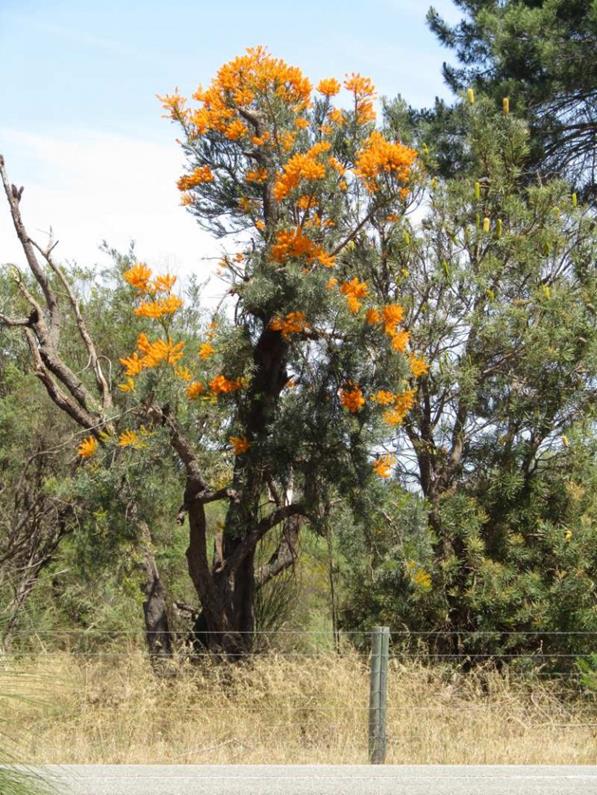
[[368, 625, 390, 763]]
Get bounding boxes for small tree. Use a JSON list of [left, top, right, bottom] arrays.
[[2, 49, 424, 655]]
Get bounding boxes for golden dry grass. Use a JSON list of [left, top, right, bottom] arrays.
[[1, 648, 595, 765]]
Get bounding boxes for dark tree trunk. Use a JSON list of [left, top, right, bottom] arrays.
[[139, 523, 173, 663]]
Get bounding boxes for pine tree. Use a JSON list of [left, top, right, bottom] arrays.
[[427, 0, 597, 198]]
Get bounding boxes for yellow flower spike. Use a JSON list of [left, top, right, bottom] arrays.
[[502, 97, 510, 114], [467, 88, 475, 104], [474, 181, 481, 200], [118, 378, 136, 393], [413, 568, 432, 591], [482, 217, 491, 233], [78, 436, 98, 458], [572, 193, 578, 208], [496, 219, 503, 238]]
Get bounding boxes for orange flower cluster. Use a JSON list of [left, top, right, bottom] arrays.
[[355, 131, 417, 193], [271, 227, 334, 268], [390, 329, 410, 353], [252, 132, 271, 146], [123, 266, 183, 320], [78, 436, 98, 458], [153, 274, 177, 293], [382, 304, 404, 334], [328, 108, 345, 125], [162, 47, 311, 141], [124, 266, 178, 294], [269, 311, 307, 338], [176, 165, 214, 191], [134, 295, 183, 319], [245, 168, 268, 183], [373, 390, 396, 406], [199, 342, 215, 360], [372, 453, 396, 478], [344, 73, 377, 124], [175, 366, 193, 382], [296, 194, 318, 211], [123, 263, 152, 291], [120, 333, 185, 378], [409, 355, 429, 377], [209, 374, 244, 395], [224, 119, 248, 140], [118, 429, 144, 448], [186, 381, 205, 399], [317, 78, 341, 97], [340, 277, 369, 313], [365, 303, 410, 351], [229, 435, 251, 455], [159, 90, 187, 120], [340, 384, 365, 413], [273, 133, 292, 153], [273, 141, 331, 201], [383, 389, 416, 426]]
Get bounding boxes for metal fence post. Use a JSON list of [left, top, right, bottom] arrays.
[[369, 625, 390, 763]]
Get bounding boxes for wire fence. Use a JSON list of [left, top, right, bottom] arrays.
[[0, 627, 595, 765]]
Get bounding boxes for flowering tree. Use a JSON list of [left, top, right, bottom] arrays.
[[2, 48, 424, 655]]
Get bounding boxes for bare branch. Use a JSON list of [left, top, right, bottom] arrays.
[[0, 154, 59, 327], [30, 238, 113, 411]]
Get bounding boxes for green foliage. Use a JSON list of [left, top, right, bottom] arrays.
[[339, 95, 597, 661], [577, 653, 597, 692], [426, 0, 597, 196]]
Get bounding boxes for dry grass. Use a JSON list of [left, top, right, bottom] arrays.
[[1, 648, 595, 765]]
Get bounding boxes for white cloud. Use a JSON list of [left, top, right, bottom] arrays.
[[0, 128, 228, 303]]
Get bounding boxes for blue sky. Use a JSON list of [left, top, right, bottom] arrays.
[[1, 0, 460, 290]]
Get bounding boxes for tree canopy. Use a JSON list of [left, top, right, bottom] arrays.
[[427, 0, 597, 197]]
